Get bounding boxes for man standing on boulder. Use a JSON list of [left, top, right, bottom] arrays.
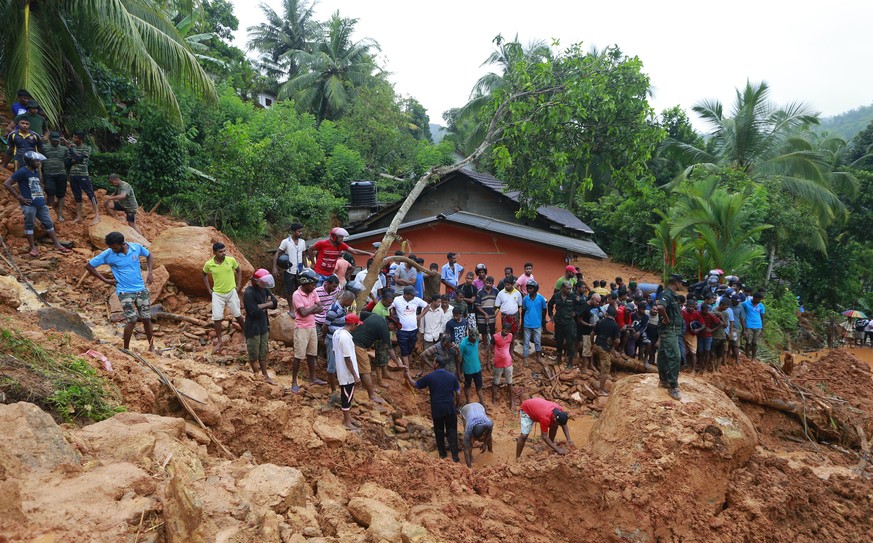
[[202, 242, 245, 353], [654, 274, 684, 400], [243, 269, 278, 383], [516, 397, 573, 459], [67, 131, 100, 225], [85, 231, 154, 352], [41, 131, 69, 222]]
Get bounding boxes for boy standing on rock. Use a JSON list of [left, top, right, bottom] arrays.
[[85, 231, 154, 351], [333, 313, 363, 430]]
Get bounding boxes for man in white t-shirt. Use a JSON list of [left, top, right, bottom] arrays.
[[420, 295, 448, 350], [333, 313, 362, 430], [390, 286, 430, 368], [272, 223, 308, 313], [495, 282, 523, 350], [354, 261, 384, 303]]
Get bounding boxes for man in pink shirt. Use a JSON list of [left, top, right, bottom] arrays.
[[515, 262, 535, 290], [516, 397, 573, 459], [288, 271, 327, 394], [491, 325, 514, 410]]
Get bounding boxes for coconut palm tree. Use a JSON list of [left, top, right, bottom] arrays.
[[0, 0, 216, 125], [246, 0, 316, 80], [279, 12, 379, 126]]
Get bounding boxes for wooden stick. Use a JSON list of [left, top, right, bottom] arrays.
[[74, 270, 90, 288], [153, 311, 210, 327]]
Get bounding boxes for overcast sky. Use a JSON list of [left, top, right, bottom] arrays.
[[229, 0, 873, 131]]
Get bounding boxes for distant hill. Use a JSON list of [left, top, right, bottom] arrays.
[[818, 103, 873, 141], [430, 123, 447, 143]]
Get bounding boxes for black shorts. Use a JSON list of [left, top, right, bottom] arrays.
[[112, 201, 137, 222], [464, 371, 483, 389], [477, 322, 495, 343], [646, 325, 659, 344], [69, 175, 95, 202], [283, 271, 299, 298], [44, 173, 67, 197], [340, 383, 356, 411]]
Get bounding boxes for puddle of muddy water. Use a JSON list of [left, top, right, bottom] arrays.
[[474, 413, 595, 466], [795, 346, 873, 372]]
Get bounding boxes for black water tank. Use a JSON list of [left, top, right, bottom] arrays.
[[350, 181, 377, 207]]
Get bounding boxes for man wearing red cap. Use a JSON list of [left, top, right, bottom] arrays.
[[333, 313, 363, 429], [554, 265, 578, 293], [243, 269, 278, 384], [516, 397, 574, 459], [308, 227, 372, 285]]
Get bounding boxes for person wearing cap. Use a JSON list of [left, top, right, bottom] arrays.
[[4, 152, 71, 257], [242, 269, 279, 383], [554, 265, 578, 293], [309, 227, 372, 286], [516, 397, 573, 458], [288, 271, 326, 394], [403, 348, 463, 462], [460, 401, 493, 467], [390, 286, 431, 368], [353, 313, 404, 404], [272, 223, 309, 314], [3, 116, 43, 171], [520, 280, 547, 365], [202, 242, 245, 353], [67, 130, 100, 225], [473, 264, 487, 290], [103, 174, 142, 235], [41, 131, 69, 222], [548, 279, 583, 369], [475, 276, 498, 369], [654, 274, 684, 400], [86, 231, 154, 350], [11, 100, 46, 137], [332, 313, 363, 430]]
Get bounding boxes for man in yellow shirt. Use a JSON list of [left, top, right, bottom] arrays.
[[202, 242, 244, 352]]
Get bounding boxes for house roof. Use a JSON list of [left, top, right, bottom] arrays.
[[459, 170, 594, 234], [349, 169, 594, 235], [342, 211, 607, 259]]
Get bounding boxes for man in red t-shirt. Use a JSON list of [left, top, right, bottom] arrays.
[[516, 397, 573, 459], [308, 227, 372, 285]]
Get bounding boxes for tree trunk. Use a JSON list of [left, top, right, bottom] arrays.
[[764, 241, 776, 285]]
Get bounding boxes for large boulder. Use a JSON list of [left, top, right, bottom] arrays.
[[36, 307, 94, 340], [589, 374, 757, 515], [0, 274, 22, 309], [151, 227, 253, 297], [269, 312, 295, 345], [236, 464, 308, 513], [0, 402, 81, 471], [87, 215, 150, 249], [173, 378, 222, 426], [75, 412, 186, 464]]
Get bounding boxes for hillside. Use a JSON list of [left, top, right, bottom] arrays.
[[818, 103, 873, 140]]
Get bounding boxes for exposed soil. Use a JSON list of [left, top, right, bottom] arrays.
[[0, 193, 871, 542]]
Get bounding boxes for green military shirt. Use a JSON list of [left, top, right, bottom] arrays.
[[656, 288, 682, 334], [113, 181, 138, 211], [548, 292, 584, 326], [41, 143, 69, 175], [69, 143, 90, 176]]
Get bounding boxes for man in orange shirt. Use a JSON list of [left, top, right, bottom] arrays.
[[516, 397, 574, 459]]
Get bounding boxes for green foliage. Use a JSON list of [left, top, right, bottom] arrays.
[[761, 286, 800, 354], [325, 144, 365, 196], [0, 326, 124, 422], [132, 106, 190, 207], [818, 103, 873, 141], [90, 149, 135, 180]]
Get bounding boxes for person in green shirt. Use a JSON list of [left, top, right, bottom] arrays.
[[553, 265, 578, 294], [42, 132, 69, 222], [103, 174, 141, 235], [202, 242, 245, 353], [371, 290, 395, 387], [654, 275, 685, 400], [12, 101, 46, 136], [66, 131, 100, 225]]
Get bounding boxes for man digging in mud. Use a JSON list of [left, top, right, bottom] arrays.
[[332, 313, 363, 430], [85, 231, 155, 352], [516, 397, 573, 458], [202, 242, 245, 353], [353, 314, 405, 404], [460, 401, 493, 467]]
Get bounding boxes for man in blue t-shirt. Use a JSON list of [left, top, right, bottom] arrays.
[[3, 152, 71, 257], [520, 281, 548, 363], [85, 231, 155, 352], [741, 292, 766, 361], [403, 358, 462, 462]]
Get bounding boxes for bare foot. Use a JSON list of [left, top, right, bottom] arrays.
[[264, 376, 277, 385], [91, 216, 101, 225], [212, 341, 224, 354], [370, 395, 386, 404], [54, 245, 71, 254], [148, 342, 156, 353], [72, 216, 82, 224], [28, 248, 39, 257], [57, 216, 65, 223]]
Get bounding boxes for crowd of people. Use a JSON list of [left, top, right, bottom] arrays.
[[4, 90, 142, 256], [80, 221, 772, 465]]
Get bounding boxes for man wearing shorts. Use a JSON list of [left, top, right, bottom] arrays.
[[85, 231, 155, 351], [683, 299, 703, 372], [459, 327, 485, 404], [741, 292, 766, 361], [242, 269, 278, 383], [202, 242, 245, 353], [353, 313, 403, 404], [475, 276, 498, 369], [324, 290, 356, 401], [390, 286, 430, 368], [67, 131, 100, 225], [103, 174, 142, 235], [272, 222, 308, 313], [289, 271, 326, 394], [460, 401, 493, 467], [492, 325, 514, 410], [333, 313, 363, 430], [495, 280, 522, 351], [41, 132, 69, 222], [516, 397, 573, 459]]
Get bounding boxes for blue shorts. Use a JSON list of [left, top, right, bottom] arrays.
[[701, 336, 713, 352], [397, 329, 418, 356]]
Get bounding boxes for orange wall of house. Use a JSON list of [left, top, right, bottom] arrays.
[[348, 223, 600, 291]]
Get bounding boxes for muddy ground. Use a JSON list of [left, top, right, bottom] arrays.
[[0, 184, 871, 542]]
